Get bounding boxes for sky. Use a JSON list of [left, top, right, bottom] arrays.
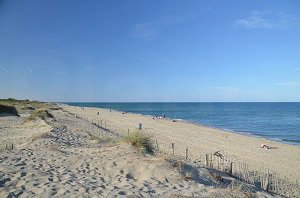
[[0, 0, 300, 102]]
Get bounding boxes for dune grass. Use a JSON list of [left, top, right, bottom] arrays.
[[0, 98, 55, 114], [25, 109, 54, 122], [124, 131, 155, 154]]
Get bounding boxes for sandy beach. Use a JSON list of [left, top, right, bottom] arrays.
[[0, 101, 298, 197], [1, 107, 220, 197], [62, 105, 300, 181]]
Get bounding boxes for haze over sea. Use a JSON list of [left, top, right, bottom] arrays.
[[66, 102, 300, 146]]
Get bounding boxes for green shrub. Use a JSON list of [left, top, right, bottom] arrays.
[[124, 131, 155, 154]]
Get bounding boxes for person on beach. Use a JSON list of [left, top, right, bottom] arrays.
[[261, 143, 278, 149]]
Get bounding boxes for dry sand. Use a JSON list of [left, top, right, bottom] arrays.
[[0, 104, 291, 197], [62, 105, 300, 181]]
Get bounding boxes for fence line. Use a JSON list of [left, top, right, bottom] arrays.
[[153, 139, 300, 198], [75, 112, 300, 198]]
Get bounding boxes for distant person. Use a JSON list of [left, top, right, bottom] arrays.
[[97, 112, 99, 115], [163, 114, 166, 118], [260, 143, 278, 149]]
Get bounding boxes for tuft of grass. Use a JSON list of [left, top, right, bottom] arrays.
[[26, 109, 54, 121], [0, 104, 19, 116], [124, 131, 155, 154]]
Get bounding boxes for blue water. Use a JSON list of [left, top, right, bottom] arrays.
[[65, 102, 300, 146]]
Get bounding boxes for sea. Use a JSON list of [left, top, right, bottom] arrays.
[[65, 102, 300, 146]]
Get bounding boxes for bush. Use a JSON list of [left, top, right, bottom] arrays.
[[0, 104, 19, 116], [124, 131, 155, 154]]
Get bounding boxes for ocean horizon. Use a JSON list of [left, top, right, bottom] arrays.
[[65, 102, 300, 146]]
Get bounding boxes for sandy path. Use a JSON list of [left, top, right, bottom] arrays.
[[62, 105, 300, 180]]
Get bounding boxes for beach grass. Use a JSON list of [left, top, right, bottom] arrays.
[[0, 98, 55, 114], [124, 131, 155, 154], [25, 109, 54, 122]]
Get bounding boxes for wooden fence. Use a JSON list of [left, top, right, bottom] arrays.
[[156, 141, 300, 197], [75, 113, 300, 198]]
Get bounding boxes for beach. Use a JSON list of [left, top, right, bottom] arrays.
[[63, 105, 300, 181], [1, 106, 219, 197], [0, 101, 299, 197]]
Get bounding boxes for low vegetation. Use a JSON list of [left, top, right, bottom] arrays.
[[0, 104, 19, 116], [0, 98, 55, 114], [124, 131, 155, 154], [25, 109, 54, 122]]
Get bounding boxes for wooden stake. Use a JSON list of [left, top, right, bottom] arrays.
[[156, 140, 159, 151], [229, 162, 233, 176], [186, 148, 188, 160], [205, 154, 209, 166], [172, 143, 175, 155]]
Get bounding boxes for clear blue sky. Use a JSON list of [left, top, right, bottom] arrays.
[[0, 0, 299, 102]]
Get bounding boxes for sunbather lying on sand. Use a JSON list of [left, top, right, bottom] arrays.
[[261, 143, 278, 149]]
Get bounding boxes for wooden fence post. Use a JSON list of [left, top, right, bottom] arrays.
[[228, 162, 233, 176], [205, 154, 209, 166], [186, 148, 188, 160], [172, 143, 175, 155]]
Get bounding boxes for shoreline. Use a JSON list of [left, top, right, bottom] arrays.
[[63, 103, 300, 147], [61, 104, 300, 180]]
